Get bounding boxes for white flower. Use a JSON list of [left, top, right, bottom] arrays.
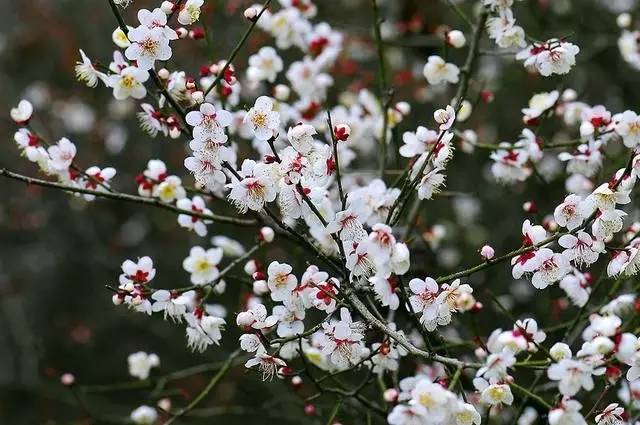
[[423, 55, 459, 85], [247, 46, 283, 83], [109, 66, 149, 100], [522, 90, 559, 122], [318, 308, 365, 368], [479, 382, 514, 406], [410, 380, 450, 420], [185, 311, 226, 352], [327, 209, 367, 242], [273, 299, 305, 337], [287, 123, 316, 154], [127, 351, 160, 380], [10, 100, 33, 124], [554, 194, 584, 230], [154, 175, 186, 202], [267, 261, 298, 302], [559, 271, 591, 307], [176, 196, 213, 236], [244, 96, 280, 141], [245, 349, 287, 381], [120, 256, 156, 285], [616, 110, 640, 148], [186, 103, 233, 143], [47, 137, 77, 171], [178, 0, 204, 26], [408, 277, 446, 331], [130, 405, 158, 425], [125, 25, 172, 71], [530, 248, 570, 289], [549, 399, 587, 425], [517, 39, 580, 76], [434, 105, 456, 131], [75, 50, 106, 87], [227, 161, 278, 213], [548, 358, 598, 396], [236, 303, 278, 330], [369, 274, 400, 310], [151, 290, 194, 321], [595, 403, 624, 425], [182, 246, 223, 285], [559, 231, 604, 267], [399, 126, 440, 158]]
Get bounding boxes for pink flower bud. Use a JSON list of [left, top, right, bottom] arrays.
[[244, 7, 258, 21], [522, 200, 537, 213], [304, 404, 316, 416], [258, 226, 275, 243], [157, 398, 172, 412], [446, 30, 466, 48], [291, 375, 303, 389], [61, 373, 75, 386], [157, 68, 170, 79], [383, 388, 399, 403], [480, 245, 495, 260], [176, 27, 188, 38], [112, 294, 124, 305]]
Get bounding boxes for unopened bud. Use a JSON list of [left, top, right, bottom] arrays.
[[274, 84, 290, 101], [446, 30, 466, 48], [112, 294, 124, 305], [189, 28, 205, 40], [244, 7, 258, 21], [157, 68, 170, 79], [395, 101, 411, 116], [61, 373, 75, 386], [176, 27, 188, 39], [253, 280, 269, 295], [522, 201, 537, 213], [480, 245, 495, 260], [259, 226, 275, 243], [157, 398, 172, 412], [617, 13, 632, 28], [244, 259, 258, 275], [304, 404, 316, 416], [291, 375, 303, 389], [160, 1, 175, 14], [383, 388, 399, 403]]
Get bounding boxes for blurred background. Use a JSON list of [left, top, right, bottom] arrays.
[[1, 0, 639, 423]]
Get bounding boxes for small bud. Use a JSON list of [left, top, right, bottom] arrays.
[[157, 68, 170, 79], [252, 271, 266, 281], [291, 375, 303, 389], [274, 84, 291, 101], [258, 226, 275, 243], [209, 63, 220, 75], [189, 28, 205, 40], [169, 126, 182, 139], [244, 7, 258, 21], [176, 27, 188, 39], [253, 280, 269, 295], [605, 364, 622, 383], [561, 89, 578, 102], [480, 245, 495, 260], [244, 259, 258, 275], [304, 404, 317, 416], [617, 13, 632, 28], [160, 1, 175, 14], [191, 90, 204, 104], [383, 388, 399, 403], [480, 89, 494, 104], [185, 79, 197, 90], [157, 398, 172, 412], [446, 30, 466, 48], [60, 373, 75, 386], [395, 101, 411, 116], [333, 124, 351, 141], [112, 294, 124, 305], [470, 301, 483, 313], [522, 201, 537, 213], [474, 347, 488, 359]]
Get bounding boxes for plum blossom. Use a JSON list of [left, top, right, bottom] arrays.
[[176, 196, 213, 236], [182, 246, 223, 285], [423, 55, 459, 85], [127, 351, 160, 380], [244, 96, 280, 141]]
